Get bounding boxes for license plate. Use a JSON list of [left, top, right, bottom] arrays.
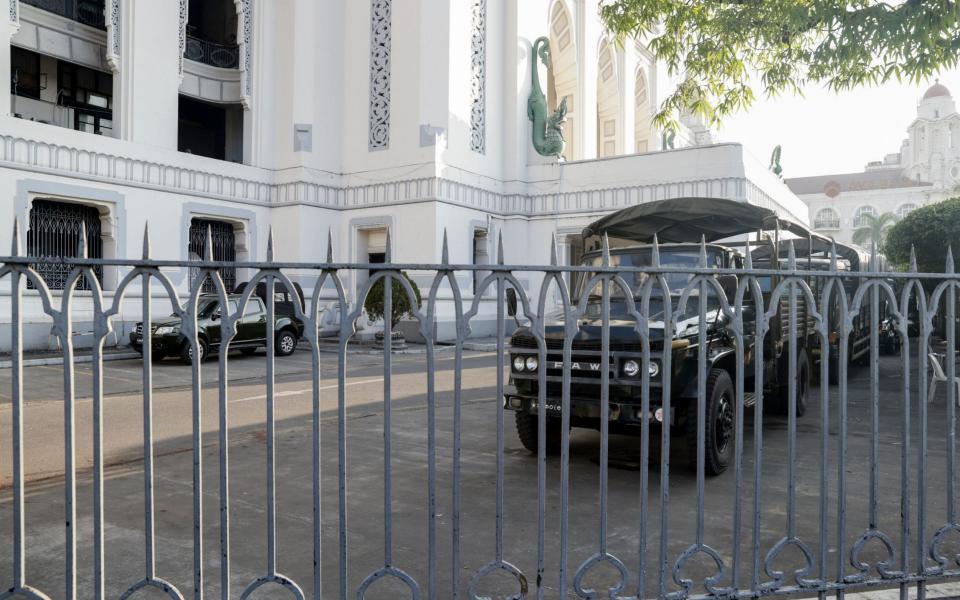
[[531, 401, 563, 415]]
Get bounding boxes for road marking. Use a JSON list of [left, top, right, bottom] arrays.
[[230, 377, 385, 403]]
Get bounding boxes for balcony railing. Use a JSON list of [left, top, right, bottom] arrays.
[[184, 34, 240, 69], [20, 0, 106, 30], [814, 219, 840, 229]]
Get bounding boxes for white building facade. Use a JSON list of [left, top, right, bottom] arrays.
[[0, 0, 806, 350], [787, 82, 960, 246]]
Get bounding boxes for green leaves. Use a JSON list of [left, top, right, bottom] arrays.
[[887, 198, 960, 273], [363, 272, 423, 328], [601, 0, 960, 130]]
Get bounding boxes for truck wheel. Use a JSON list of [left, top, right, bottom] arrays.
[[275, 330, 297, 356], [180, 339, 207, 364], [771, 351, 809, 417], [515, 411, 561, 455], [684, 369, 735, 477]]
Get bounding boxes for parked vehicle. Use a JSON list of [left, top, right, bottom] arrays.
[[232, 280, 305, 319], [504, 197, 849, 476], [130, 294, 305, 363]]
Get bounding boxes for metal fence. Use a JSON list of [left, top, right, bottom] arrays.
[[2, 223, 960, 600], [184, 35, 240, 69]]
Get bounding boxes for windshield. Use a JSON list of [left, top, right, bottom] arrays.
[[576, 248, 724, 320], [176, 299, 237, 318]]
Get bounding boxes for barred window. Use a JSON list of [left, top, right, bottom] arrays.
[[813, 208, 840, 229], [853, 205, 876, 228], [26, 199, 103, 290], [188, 218, 236, 293]]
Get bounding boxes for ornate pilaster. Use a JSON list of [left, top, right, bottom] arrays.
[[234, 0, 252, 109], [368, 0, 391, 151], [9, 0, 19, 30], [469, 0, 487, 154], [105, 0, 120, 72], [178, 0, 188, 81]]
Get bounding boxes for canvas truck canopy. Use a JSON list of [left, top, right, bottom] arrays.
[[581, 197, 813, 247]]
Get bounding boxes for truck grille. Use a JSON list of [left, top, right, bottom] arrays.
[[510, 334, 659, 353]]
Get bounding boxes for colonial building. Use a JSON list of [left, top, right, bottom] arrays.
[[787, 82, 960, 246], [1, 0, 806, 350]]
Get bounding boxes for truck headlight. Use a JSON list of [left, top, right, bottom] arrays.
[[525, 356, 539, 372], [154, 326, 178, 336], [648, 361, 660, 377], [622, 360, 640, 377], [513, 356, 526, 372]]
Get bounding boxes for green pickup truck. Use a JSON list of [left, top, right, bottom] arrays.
[[130, 294, 304, 363]]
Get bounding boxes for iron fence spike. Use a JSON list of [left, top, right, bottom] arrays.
[[744, 238, 753, 269], [948, 246, 955, 273], [550, 233, 558, 266], [602, 233, 610, 267], [142, 222, 151, 260], [326, 229, 334, 263], [830, 238, 838, 270], [386, 228, 393, 263], [78, 226, 88, 259], [267, 228, 275, 262], [699, 235, 707, 267], [910, 245, 918, 273], [442, 229, 450, 265], [652, 233, 660, 267], [11, 217, 21, 257], [497, 231, 504, 265], [204, 225, 214, 261], [787, 239, 796, 270]]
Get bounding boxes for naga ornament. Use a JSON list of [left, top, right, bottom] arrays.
[[528, 36, 567, 158]]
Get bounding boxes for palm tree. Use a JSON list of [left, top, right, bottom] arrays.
[[852, 211, 898, 253]]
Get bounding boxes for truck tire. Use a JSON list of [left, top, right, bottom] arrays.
[[684, 369, 735, 476], [275, 330, 297, 356], [515, 411, 561, 455], [771, 351, 809, 417], [180, 338, 207, 364]]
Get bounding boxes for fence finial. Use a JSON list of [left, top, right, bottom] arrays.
[[78, 226, 88, 259], [698, 235, 707, 268], [441, 228, 450, 265], [11, 218, 21, 257], [267, 227, 274, 262], [652, 233, 660, 267], [829, 238, 837, 271], [947, 246, 955, 274], [602, 233, 610, 267], [787, 239, 796, 270], [142, 222, 151, 260], [385, 228, 393, 263], [909, 245, 918, 273], [326, 229, 334, 263], [549, 233, 558, 266], [204, 225, 214, 261], [497, 231, 504, 266], [744, 238, 753, 269]]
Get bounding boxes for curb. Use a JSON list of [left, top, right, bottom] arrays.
[[0, 351, 142, 369]]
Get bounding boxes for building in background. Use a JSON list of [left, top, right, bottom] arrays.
[[0, 0, 804, 350], [787, 82, 960, 246]]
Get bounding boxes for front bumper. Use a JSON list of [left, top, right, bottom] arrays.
[[129, 332, 181, 355], [503, 392, 673, 425]]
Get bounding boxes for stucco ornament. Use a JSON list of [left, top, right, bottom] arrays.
[[528, 37, 567, 158], [769, 144, 783, 178]]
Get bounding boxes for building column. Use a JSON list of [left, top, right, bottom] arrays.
[[579, 0, 598, 160], [621, 46, 636, 154], [1, 1, 18, 117]]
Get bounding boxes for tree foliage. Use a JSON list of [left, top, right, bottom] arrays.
[[886, 198, 960, 273], [363, 272, 422, 327], [852, 211, 897, 252], [600, 0, 960, 131]]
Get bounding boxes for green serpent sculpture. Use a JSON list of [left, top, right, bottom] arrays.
[[528, 36, 567, 158]]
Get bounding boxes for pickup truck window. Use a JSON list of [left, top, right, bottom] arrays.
[[243, 298, 263, 315]]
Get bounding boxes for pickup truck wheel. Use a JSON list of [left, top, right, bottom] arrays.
[[770, 351, 809, 417], [684, 368, 735, 476], [275, 330, 297, 357], [180, 339, 207, 364], [515, 411, 561, 455]]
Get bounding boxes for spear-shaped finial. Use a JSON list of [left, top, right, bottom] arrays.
[[141, 222, 151, 260], [11, 218, 21, 257], [602, 233, 610, 267], [787, 239, 796, 270], [497, 231, 504, 266], [651, 233, 660, 268], [204, 225, 214, 261], [441, 228, 450, 265], [829, 238, 837, 271], [909, 245, 918, 273], [744, 238, 753, 269], [947, 246, 954, 274], [698, 235, 707, 268], [549, 233, 558, 266], [385, 228, 393, 263], [267, 227, 274, 262], [77, 226, 88, 259], [326, 229, 334, 263]]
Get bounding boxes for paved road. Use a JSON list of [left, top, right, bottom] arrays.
[[0, 346, 956, 598]]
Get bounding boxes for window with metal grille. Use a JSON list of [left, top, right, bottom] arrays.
[[26, 199, 103, 290], [188, 218, 236, 293]]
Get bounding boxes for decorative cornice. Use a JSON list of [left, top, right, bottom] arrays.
[[0, 131, 773, 221], [469, 0, 486, 154], [105, 0, 120, 72], [368, 0, 391, 150]]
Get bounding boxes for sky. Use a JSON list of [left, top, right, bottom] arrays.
[[717, 70, 960, 179]]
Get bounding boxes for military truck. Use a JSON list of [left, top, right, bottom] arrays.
[[504, 197, 841, 475]]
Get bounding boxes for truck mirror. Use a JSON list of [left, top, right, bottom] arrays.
[[506, 288, 518, 317]]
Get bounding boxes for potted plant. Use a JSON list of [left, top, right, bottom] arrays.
[[363, 271, 422, 349]]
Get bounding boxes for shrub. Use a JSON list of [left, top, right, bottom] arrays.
[[363, 271, 422, 328], [886, 198, 960, 273]]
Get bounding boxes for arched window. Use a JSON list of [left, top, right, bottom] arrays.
[[634, 66, 651, 153], [813, 208, 840, 230], [853, 205, 877, 228], [596, 38, 619, 158], [548, 1, 578, 160], [897, 203, 917, 219]]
